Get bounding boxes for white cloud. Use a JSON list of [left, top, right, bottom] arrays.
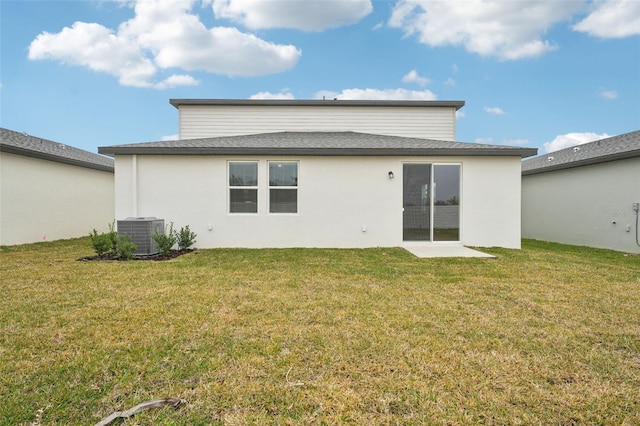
[[212, 0, 372, 31], [250, 90, 295, 99], [315, 88, 437, 100], [28, 0, 301, 88], [402, 69, 430, 86], [573, 0, 640, 38], [29, 21, 157, 88], [389, 0, 583, 60], [444, 64, 457, 86], [543, 132, 610, 153], [456, 110, 465, 119], [484, 106, 506, 115], [162, 134, 179, 141], [154, 74, 199, 90], [598, 88, 618, 100]]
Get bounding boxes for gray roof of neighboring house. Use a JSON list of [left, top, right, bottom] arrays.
[[170, 98, 466, 110], [0, 127, 114, 172], [522, 130, 640, 176], [99, 131, 537, 158]]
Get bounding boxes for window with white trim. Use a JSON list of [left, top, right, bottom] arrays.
[[269, 161, 298, 213], [229, 161, 258, 213]]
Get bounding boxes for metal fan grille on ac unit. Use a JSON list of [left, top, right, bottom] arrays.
[[117, 217, 164, 255]]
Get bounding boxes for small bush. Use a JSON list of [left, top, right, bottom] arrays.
[[153, 222, 177, 256], [107, 221, 119, 253], [177, 225, 197, 250], [116, 234, 137, 260], [89, 229, 112, 256]]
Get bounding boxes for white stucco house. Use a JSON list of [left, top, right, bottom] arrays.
[[522, 130, 640, 254], [98, 99, 536, 249], [0, 128, 115, 245]]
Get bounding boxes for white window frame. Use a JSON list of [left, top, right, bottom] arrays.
[[228, 161, 259, 214], [268, 161, 299, 215]]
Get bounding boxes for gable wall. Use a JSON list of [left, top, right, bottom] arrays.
[[522, 157, 640, 253], [178, 105, 457, 141], [114, 154, 521, 249], [0, 152, 114, 245]]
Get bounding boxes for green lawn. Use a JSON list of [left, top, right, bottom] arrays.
[[1, 238, 639, 425]]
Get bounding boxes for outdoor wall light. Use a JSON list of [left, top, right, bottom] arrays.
[[388, 171, 394, 179]]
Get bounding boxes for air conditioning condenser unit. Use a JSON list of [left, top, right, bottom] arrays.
[[117, 217, 164, 256]]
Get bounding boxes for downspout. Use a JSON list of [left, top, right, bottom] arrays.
[[131, 154, 138, 217]]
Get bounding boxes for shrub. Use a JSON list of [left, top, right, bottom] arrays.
[[176, 225, 197, 250], [153, 222, 177, 256], [107, 221, 119, 253], [89, 221, 119, 256], [89, 229, 112, 256], [116, 234, 137, 260]]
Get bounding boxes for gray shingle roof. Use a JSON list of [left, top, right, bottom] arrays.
[[98, 131, 537, 158], [0, 128, 114, 172], [521, 130, 640, 175], [170, 98, 466, 110]]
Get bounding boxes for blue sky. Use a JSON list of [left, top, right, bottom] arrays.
[[1, 0, 639, 155]]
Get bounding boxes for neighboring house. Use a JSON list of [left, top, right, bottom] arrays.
[[99, 99, 536, 249], [522, 130, 640, 254], [0, 128, 115, 245]]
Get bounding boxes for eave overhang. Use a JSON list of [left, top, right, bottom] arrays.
[[1, 144, 115, 172], [99, 145, 537, 158], [169, 98, 466, 110], [522, 149, 640, 175]]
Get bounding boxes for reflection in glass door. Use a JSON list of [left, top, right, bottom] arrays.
[[403, 164, 431, 241], [433, 165, 460, 241]]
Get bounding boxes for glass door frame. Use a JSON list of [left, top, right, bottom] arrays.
[[402, 162, 462, 243]]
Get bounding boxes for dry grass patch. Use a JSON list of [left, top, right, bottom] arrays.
[[1, 239, 639, 424]]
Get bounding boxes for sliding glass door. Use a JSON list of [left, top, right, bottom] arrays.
[[403, 164, 460, 242], [433, 165, 460, 241], [403, 164, 431, 241]]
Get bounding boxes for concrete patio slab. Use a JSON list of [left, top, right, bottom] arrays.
[[403, 245, 496, 258]]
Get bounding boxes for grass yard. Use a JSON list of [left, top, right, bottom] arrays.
[[1, 239, 639, 425]]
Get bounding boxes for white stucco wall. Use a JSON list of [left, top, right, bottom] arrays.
[[178, 105, 457, 141], [114, 154, 522, 249], [522, 157, 640, 254], [0, 152, 115, 245], [462, 157, 523, 248]]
